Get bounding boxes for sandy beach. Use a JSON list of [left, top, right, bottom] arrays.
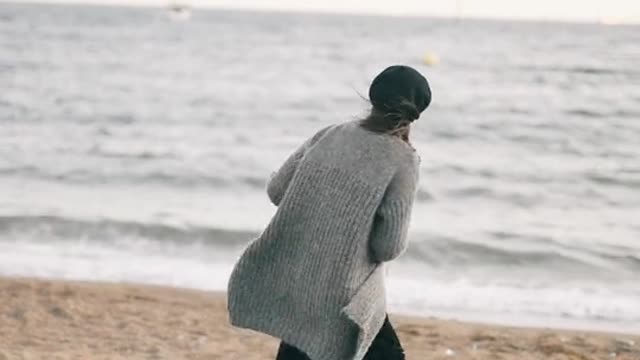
[[0, 277, 637, 360]]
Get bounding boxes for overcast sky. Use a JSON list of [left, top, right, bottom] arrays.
[[14, 0, 640, 23]]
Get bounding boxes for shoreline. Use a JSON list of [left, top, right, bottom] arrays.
[[1, 276, 639, 360], [3, 273, 637, 336], [394, 308, 640, 337]]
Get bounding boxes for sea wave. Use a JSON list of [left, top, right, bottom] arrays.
[[516, 64, 637, 76], [0, 166, 263, 189], [406, 232, 640, 276], [2, 215, 638, 276], [0, 215, 258, 248]]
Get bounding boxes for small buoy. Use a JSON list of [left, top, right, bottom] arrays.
[[423, 52, 440, 66]]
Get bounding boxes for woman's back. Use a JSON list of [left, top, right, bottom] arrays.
[[228, 121, 419, 360], [280, 120, 415, 241], [268, 120, 415, 290]]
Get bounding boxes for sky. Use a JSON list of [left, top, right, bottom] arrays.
[[11, 0, 640, 23]]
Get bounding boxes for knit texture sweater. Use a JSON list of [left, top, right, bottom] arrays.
[[227, 120, 419, 360]]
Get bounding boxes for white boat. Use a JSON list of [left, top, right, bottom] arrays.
[[167, 4, 191, 21]]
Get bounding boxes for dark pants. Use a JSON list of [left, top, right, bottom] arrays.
[[275, 316, 405, 360]]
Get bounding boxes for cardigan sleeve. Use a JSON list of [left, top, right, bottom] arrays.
[[266, 125, 332, 206], [369, 155, 419, 262]]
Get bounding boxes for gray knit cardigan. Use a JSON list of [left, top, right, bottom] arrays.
[[227, 120, 419, 360]]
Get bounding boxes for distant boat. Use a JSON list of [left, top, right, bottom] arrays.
[[167, 3, 191, 21]]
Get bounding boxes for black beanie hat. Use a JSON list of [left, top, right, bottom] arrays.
[[369, 65, 431, 121]]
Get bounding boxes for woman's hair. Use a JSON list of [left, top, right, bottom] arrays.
[[359, 99, 418, 135]]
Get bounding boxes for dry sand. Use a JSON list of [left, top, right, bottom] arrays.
[[1, 277, 638, 360]]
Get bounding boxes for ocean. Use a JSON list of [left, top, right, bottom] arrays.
[[1, 3, 639, 333]]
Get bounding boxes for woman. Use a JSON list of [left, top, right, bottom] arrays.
[[228, 65, 431, 360]]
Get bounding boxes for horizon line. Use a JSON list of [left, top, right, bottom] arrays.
[[3, 0, 639, 26]]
